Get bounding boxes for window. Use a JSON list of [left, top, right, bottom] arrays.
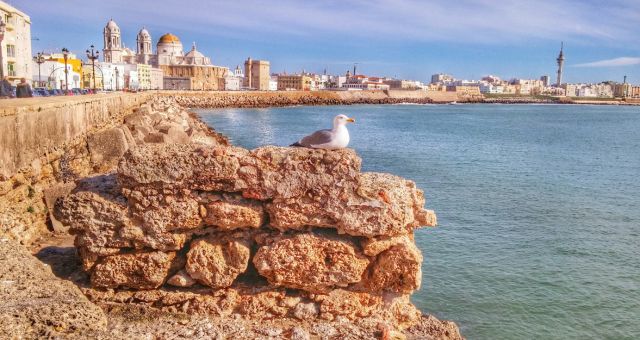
[[7, 62, 16, 76], [6, 45, 16, 58]]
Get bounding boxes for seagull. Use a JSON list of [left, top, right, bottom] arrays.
[[290, 114, 355, 149]]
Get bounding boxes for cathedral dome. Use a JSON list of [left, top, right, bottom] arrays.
[[138, 27, 151, 38], [105, 19, 119, 30], [184, 44, 205, 59], [158, 33, 180, 44]]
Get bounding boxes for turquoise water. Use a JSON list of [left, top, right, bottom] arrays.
[[196, 104, 640, 339]]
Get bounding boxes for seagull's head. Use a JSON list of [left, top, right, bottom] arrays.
[[334, 114, 355, 127]]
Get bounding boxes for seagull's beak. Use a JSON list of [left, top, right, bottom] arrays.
[[347, 117, 355, 123]]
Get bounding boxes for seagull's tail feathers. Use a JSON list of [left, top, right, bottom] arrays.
[[289, 142, 303, 147]]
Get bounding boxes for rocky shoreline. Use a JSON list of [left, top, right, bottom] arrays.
[[1, 96, 463, 339]]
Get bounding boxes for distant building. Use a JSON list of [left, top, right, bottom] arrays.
[[613, 82, 632, 98], [431, 73, 454, 85], [101, 19, 228, 90], [383, 79, 420, 90], [82, 64, 103, 89], [224, 65, 243, 91], [540, 75, 550, 87], [447, 85, 481, 96], [510, 79, 545, 95], [99, 62, 126, 91], [277, 74, 312, 91], [244, 57, 270, 90], [269, 75, 278, 91], [150, 68, 163, 89], [32, 52, 83, 90], [341, 74, 390, 90], [1, 1, 32, 84]]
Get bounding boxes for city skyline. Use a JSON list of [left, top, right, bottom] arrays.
[[16, 0, 640, 83]]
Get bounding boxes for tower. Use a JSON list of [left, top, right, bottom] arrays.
[[103, 19, 123, 63], [556, 42, 565, 87], [136, 27, 152, 64]]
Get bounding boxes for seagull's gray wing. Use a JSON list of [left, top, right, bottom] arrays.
[[298, 129, 334, 147]]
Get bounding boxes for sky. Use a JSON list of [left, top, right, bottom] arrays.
[[14, 0, 640, 84]]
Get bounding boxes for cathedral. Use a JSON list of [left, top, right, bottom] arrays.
[[102, 19, 228, 90]]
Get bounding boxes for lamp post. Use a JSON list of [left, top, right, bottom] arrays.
[[62, 47, 69, 94], [33, 52, 45, 88], [86, 45, 99, 92], [115, 67, 119, 91], [0, 17, 6, 79]]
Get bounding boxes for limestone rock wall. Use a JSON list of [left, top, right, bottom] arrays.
[[53, 100, 456, 337], [0, 95, 226, 245]]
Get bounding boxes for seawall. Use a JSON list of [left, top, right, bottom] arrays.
[[165, 89, 466, 108]]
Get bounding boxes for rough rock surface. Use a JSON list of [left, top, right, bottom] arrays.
[[253, 232, 370, 292], [51, 97, 462, 339], [0, 238, 106, 337], [91, 251, 177, 289], [186, 235, 251, 288]]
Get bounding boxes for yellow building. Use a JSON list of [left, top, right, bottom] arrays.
[[136, 63, 151, 90], [277, 75, 311, 91], [244, 57, 270, 90], [82, 64, 103, 89]]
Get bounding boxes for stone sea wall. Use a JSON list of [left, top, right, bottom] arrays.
[[0, 94, 223, 245], [166, 89, 468, 108]]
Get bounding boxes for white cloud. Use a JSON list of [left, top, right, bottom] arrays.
[[573, 57, 640, 67]]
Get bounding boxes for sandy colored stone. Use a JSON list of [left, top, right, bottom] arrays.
[[202, 197, 264, 229], [293, 302, 319, 321], [91, 251, 176, 289], [87, 127, 130, 172], [185, 236, 250, 288], [253, 232, 369, 292], [361, 234, 414, 257], [0, 239, 107, 337], [167, 269, 197, 287], [366, 241, 423, 293]]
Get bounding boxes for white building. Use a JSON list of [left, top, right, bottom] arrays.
[[1, 1, 32, 84], [269, 75, 278, 91], [341, 75, 390, 91], [98, 62, 126, 91], [32, 52, 82, 90]]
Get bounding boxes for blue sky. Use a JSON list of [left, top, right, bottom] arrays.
[[15, 0, 640, 84]]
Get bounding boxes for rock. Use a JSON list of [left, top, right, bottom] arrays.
[[201, 196, 264, 229], [314, 289, 381, 320], [0, 239, 107, 337], [293, 302, 319, 320], [87, 127, 130, 172], [404, 315, 464, 340], [91, 251, 177, 289], [42, 182, 76, 232], [185, 235, 250, 288], [267, 171, 437, 237], [365, 241, 423, 293], [167, 269, 197, 287], [253, 232, 369, 292], [361, 234, 413, 257], [290, 326, 311, 340]]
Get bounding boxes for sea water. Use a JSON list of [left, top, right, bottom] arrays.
[[196, 104, 640, 339]]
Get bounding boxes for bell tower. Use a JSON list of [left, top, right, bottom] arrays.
[[136, 27, 152, 64], [103, 19, 123, 63]]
